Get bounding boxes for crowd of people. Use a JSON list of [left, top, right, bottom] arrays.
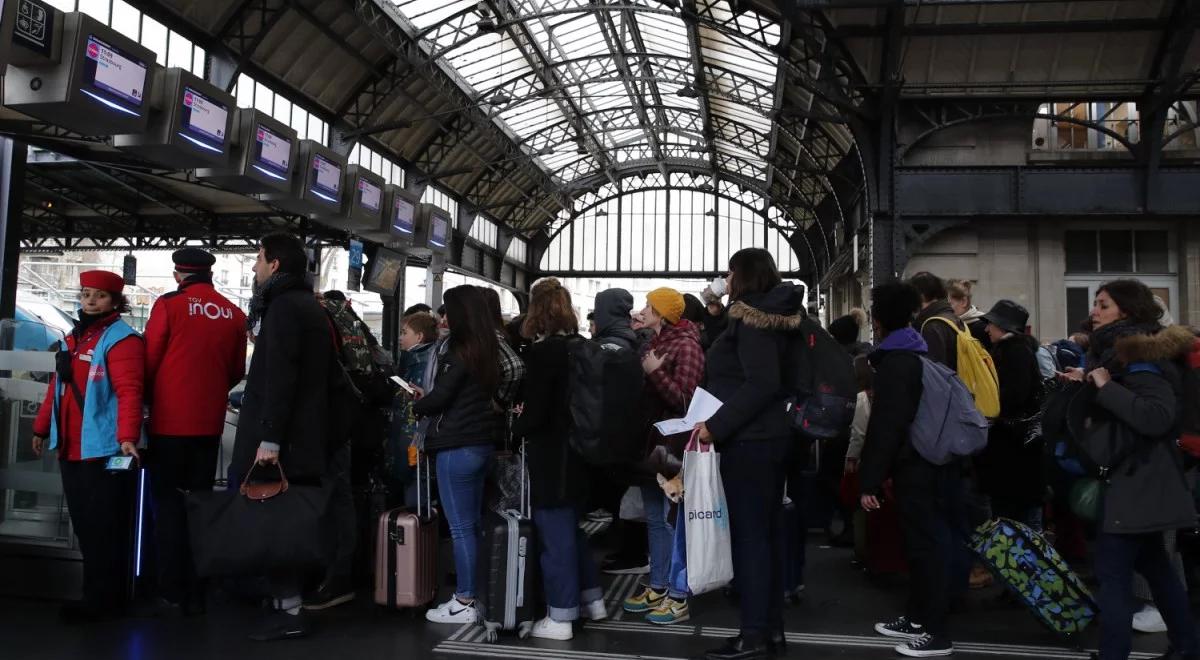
[[26, 232, 1200, 660]]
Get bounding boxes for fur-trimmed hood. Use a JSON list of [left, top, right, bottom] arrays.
[[727, 283, 805, 331], [1115, 324, 1197, 364]]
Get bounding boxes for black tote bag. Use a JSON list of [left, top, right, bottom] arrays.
[[187, 463, 334, 578]]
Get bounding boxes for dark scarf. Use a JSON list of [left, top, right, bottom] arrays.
[[180, 273, 214, 288], [1087, 319, 1161, 370], [247, 272, 307, 331], [75, 310, 116, 336]]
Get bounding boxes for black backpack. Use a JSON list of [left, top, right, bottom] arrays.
[[784, 316, 857, 440], [565, 335, 646, 465]]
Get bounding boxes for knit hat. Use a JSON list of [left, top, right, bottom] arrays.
[[79, 270, 124, 294], [646, 288, 685, 324]]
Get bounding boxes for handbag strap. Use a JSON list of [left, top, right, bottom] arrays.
[[239, 460, 288, 499], [685, 428, 712, 453]]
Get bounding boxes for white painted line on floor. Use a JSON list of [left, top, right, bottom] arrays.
[[447, 623, 474, 642], [435, 640, 684, 660], [612, 576, 641, 622]]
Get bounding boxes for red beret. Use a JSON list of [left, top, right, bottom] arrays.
[[79, 270, 125, 294]]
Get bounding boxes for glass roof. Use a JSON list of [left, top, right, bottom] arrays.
[[391, 0, 785, 187]]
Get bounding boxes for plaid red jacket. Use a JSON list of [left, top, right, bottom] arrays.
[[645, 318, 705, 418]]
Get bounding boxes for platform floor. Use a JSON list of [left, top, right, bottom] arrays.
[[0, 528, 1178, 660]]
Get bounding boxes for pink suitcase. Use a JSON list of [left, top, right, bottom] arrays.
[[374, 457, 438, 609]]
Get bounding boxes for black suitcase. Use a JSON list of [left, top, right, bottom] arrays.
[[473, 443, 542, 642]]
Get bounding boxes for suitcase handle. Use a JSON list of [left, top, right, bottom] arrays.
[[416, 451, 433, 520]]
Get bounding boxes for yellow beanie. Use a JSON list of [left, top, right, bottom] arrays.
[[646, 288, 685, 324]]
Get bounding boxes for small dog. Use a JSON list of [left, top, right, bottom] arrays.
[[658, 473, 684, 504]]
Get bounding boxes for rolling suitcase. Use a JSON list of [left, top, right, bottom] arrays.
[[474, 442, 541, 642], [971, 518, 1097, 635], [374, 456, 438, 609], [864, 480, 908, 576]]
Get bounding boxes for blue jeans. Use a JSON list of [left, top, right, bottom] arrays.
[[1095, 531, 1199, 660], [436, 444, 493, 599], [533, 507, 604, 621], [641, 485, 687, 600]]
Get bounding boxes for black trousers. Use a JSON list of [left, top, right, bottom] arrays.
[[720, 437, 791, 641], [61, 459, 137, 609], [892, 458, 968, 636], [148, 435, 218, 603]]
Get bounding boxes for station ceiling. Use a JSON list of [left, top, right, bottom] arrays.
[[20, 0, 1200, 250]]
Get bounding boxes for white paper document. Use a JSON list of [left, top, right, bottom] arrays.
[[653, 387, 724, 436]]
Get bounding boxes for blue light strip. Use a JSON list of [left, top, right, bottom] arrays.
[[252, 164, 288, 181], [177, 132, 223, 154], [80, 89, 139, 117], [135, 468, 146, 578]]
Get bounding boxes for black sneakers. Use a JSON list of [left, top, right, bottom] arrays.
[[896, 633, 954, 657], [602, 555, 650, 575], [874, 615, 925, 640], [303, 578, 356, 611], [249, 610, 310, 641]]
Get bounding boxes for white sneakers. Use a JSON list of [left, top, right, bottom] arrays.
[[425, 596, 479, 624], [529, 616, 574, 640], [585, 599, 609, 622], [1133, 603, 1168, 633]]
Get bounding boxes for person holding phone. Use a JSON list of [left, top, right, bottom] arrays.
[[31, 270, 145, 625]]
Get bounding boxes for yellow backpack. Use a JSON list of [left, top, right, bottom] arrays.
[[921, 316, 1001, 418]]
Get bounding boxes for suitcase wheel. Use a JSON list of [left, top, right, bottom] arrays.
[[486, 622, 503, 643]]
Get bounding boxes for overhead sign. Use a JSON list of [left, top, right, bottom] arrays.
[[14, 0, 52, 58]]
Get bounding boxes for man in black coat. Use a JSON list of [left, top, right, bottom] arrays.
[[859, 281, 964, 659], [232, 232, 338, 641]]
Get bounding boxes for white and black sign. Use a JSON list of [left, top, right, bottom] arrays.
[[14, 0, 53, 58]]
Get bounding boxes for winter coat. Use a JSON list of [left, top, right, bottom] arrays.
[[960, 305, 992, 351], [34, 312, 145, 460], [1074, 325, 1196, 535], [858, 328, 929, 498], [636, 319, 704, 482], [704, 283, 804, 445], [231, 282, 337, 481], [977, 333, 1044, 506], [512, 334, 589, 508], [916, 300, 964, 372], [144, 280, 247, 437], [413, 349, 499, 453]]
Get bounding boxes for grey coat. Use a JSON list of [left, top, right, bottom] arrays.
[[1075, 325, 1196, 535]]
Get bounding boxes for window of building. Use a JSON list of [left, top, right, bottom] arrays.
[[1063, 230, 1170, 274]]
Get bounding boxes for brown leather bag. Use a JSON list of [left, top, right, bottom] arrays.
[[239, 462, 289, 501]]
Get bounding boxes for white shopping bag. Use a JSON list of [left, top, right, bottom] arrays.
[[683, 431, 733, 595]]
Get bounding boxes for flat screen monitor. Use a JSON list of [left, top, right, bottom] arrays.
[[392, 195, 415, 237], [428, 210, 450, 251], [364, 249, 405, 297], [252, 123, 291, 181], [357, 176, 381, 214], [177, 85, 227, 153], [80, 34, 147, 117], [310, 153, 341, 204]]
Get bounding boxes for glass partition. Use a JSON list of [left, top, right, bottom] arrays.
[[0, 318, 74, 549]]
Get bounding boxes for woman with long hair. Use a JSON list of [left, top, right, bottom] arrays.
[[512, 278, 607, 640], [32, 271, 145, 624], [1059, 279, 1198, 660], [414, 285, 502, 625], [694, 248, 803, 660]]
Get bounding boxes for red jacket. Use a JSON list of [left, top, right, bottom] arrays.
[[645, 319, 705, 418], [144, 280, 248, 437], [33, 313, 145, 461]]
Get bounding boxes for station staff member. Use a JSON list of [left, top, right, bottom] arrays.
[[143, 248, 247, 614], [31, 270, 145, 624]]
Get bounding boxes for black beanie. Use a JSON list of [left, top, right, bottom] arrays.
[[828, 314, 861, 346]]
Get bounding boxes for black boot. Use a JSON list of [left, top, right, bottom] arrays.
[[704, 635, 772, 660], [768, 630, 787, 656]]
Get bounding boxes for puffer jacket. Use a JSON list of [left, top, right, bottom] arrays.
[[1073, 325, 1196, 535], [412, 350, 498, 453], [704, 283, 804, 445]]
